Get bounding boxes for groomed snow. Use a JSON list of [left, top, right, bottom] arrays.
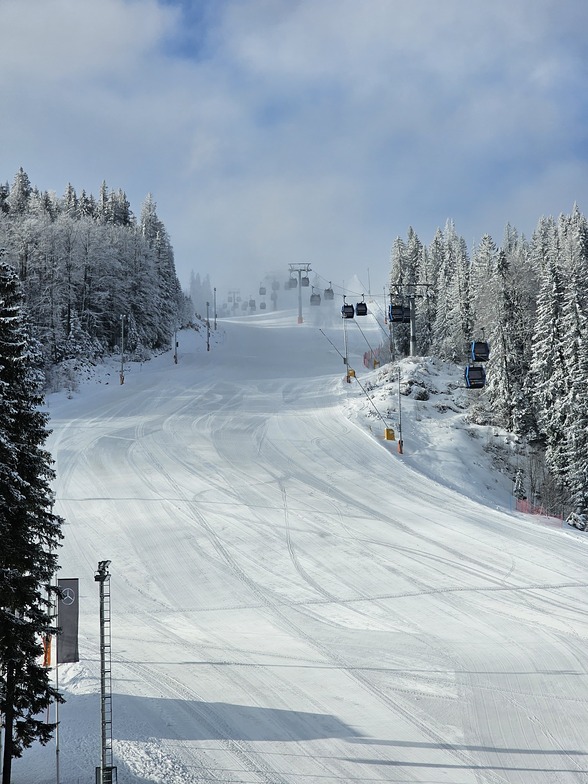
[[14, 301, 588, 784]]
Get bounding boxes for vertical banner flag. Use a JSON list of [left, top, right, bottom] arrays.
[[57, 578, 79, 663], [42, 634, 52, 667]]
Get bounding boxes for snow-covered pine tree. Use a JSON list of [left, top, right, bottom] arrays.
[[389, 236, 410, 355], [405, 227, 422, 289], [431, 221, 470, 359], [528, 217, 568, 498], [140, 194, 180, 345], [562, 331, 588, 514], [485, 249, 515, 426], [76, 189, 95, 219], [423, 228, 444, 356], [6, 168, 32, 217], [486, 231, 535, 431], [416, 244, 434, 355], [513, 467, 526, 501], [62, 183, 78, 218], [509, 268, 538, 436], [0, 183, 9, 214], [108, 188, 133, 227], [556, 207, 588, 512], [0, 260, 64, 782], [98, 180, 108, 218], [470, 234, 498, 337]]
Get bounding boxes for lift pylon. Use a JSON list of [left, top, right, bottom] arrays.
[[288, 263, 312, 323]]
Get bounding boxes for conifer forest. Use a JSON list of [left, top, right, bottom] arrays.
[[389, 209, 588, 518], [0, 168, 193, 388]]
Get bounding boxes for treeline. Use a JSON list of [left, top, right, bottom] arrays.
[[0, 168, 193, 379], [390, 206, 588, 516]]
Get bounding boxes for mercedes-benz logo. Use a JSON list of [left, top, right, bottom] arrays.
[[61, 587, 76, 606]]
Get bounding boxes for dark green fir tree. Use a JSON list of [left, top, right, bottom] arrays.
[[0, 259, 64, 784]]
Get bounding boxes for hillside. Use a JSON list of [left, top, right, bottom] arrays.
[[14, 307, 588, 784]]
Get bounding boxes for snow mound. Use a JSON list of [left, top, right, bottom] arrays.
[[345, 355, 517, 511]]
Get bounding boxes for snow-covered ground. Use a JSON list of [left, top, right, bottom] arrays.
[[13, 300, 588, 783]]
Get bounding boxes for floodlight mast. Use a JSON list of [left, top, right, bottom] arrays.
[[94, 561, 116, 784]]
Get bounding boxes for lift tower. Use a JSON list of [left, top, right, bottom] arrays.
[[288, 263, 312, 324]]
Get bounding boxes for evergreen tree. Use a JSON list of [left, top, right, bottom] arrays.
[[404, 227, 422, 289], [139, 193, 161, 245], [555, 207, 588, 511], [470, 234, 498, 336], [0, 260, 64, 782], [563, 332, 588, 513], [96, 180, 109, 224], [62, 183, 78, 218], [108, 189, 133, 227], [423, 228, 444, 354], [431, 221, 470, 359], [507, 239, 537, 436], [77, 190, 95, 219], [415, 245, 434, 355], [485, 249, 516, 428], [7, 168, 32, 216], [0, 183, 9, 214], [140, 194, 180, 344], [0, 173, 187, 367], [389, 236, 410, 355], [485, 233, 534, 431], [529, 219, 568, 485]]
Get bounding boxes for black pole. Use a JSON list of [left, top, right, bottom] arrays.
[[206, 302, 210, 351], [409, 297, 417, 357], [297, 270, 303, 324], [2, 662, 15, 784]]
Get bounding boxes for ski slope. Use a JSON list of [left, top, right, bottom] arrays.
[[15, 305, 588, 784]]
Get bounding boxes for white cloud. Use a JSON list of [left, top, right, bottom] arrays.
[[0, 0, 587, 294], [0, 0, 174, 82]]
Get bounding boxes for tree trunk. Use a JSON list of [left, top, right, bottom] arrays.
[[2, 662, 15, 784]]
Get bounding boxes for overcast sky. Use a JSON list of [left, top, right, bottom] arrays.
[[1, 0, 587, 299]]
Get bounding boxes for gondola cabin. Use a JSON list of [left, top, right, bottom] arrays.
[[324, 284, 335, 300], [464, 365, 486, 389], [356, 300, 368, 316], [260, 301, 266, 310], [259, 285, 266, 296], [310, 289, 321, 306], [389, 304, 411, 323], [301, 275, 310, 287], [341, 303, 355, 319], [471, 340, 490, 362], [249, 299, 256, 309]]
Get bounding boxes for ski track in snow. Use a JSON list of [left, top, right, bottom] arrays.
[[14, 307, 588, 784]]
